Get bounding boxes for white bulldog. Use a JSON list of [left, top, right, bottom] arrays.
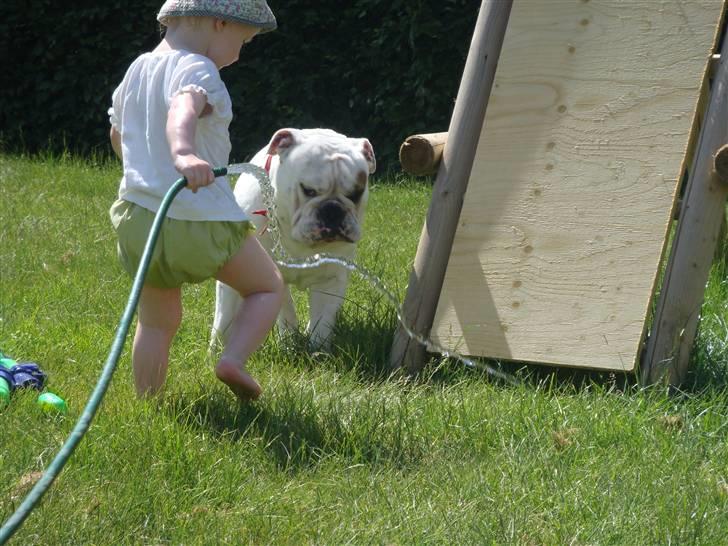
[[212, 128, 376, 349]]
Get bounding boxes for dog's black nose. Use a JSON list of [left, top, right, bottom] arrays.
[[319, 200, 346, 228]]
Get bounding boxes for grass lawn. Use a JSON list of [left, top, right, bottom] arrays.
[[1, 153, 728, 545]]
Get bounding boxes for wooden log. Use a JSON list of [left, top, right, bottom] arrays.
[[641, 27, 728, 386], [390, 0, 514, 374], [399, 132, 448, 176], [713, 143, 728, 183]]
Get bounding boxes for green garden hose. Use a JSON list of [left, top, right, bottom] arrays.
[[0, 168, 228, 544]]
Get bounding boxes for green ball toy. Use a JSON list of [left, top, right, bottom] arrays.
[[37, 392, 68, 414]]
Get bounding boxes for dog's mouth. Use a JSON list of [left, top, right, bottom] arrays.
[[291, 208, 360, 245], [318, 228, 356, 244], [326, 235, 355, 243]]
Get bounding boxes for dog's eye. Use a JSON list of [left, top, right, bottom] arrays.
[[347, 189, 364, 203], [301, 184, 318, 198]]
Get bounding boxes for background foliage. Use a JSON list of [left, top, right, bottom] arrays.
[[0, 0, 480, 171]]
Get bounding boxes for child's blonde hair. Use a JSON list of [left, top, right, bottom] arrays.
[[159, 15, 206, 31]]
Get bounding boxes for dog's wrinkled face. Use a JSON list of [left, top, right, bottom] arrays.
[[290, 152, 368, 244], [269, 129, 376, 246]]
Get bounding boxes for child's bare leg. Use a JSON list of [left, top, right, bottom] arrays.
[[214, 235, 283, 401], [132, 284, 182, 398]]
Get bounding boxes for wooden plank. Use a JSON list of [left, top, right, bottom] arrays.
[[642, 17, 728, 385], [431, 0, 723, 371], [389, 0, 514, 373]]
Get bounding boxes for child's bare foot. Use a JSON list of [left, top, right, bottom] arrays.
[[215, 358, 262, 402]]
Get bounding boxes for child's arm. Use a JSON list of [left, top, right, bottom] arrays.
[[166, 91, 214, 193], [110, 127, 122, 160]]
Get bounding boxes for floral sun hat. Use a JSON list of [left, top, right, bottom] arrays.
[[157, 0, 277, 33]]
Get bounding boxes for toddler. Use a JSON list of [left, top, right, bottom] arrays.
[[108, 0, 283, 401]]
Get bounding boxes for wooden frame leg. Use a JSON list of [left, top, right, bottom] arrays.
[[641, 32, 728, 385]]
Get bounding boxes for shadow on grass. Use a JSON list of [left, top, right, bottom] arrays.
[[286, 301, 649, 395], [413, 338, 728, 398], [424, 346, 728, 397], [284, 304, 728, 400], [164, 379, 427, 474], [275, 294, 618, 393], [267, 295, 401, 383], [684, 348, 728, 393]]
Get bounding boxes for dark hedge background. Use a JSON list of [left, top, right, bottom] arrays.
[[0, 1, 480, 172]]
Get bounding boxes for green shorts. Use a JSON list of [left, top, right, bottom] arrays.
[[110, 199, 254, 289]]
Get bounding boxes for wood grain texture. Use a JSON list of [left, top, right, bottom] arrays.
[[431, 0, 723, 371]]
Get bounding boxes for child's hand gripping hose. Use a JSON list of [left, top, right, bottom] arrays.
[[0, 168, 228, 544]]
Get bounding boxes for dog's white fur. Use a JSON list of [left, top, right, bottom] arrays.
[[212, 128, 376, 349]]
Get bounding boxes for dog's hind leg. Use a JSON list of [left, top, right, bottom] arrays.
[[211, 280, 243, 350]]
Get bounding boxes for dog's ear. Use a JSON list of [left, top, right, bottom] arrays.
[[360, 138, 376, 174], [267, 129, 298, 157]]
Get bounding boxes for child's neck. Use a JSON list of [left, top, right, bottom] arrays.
[[156, 23, 211, 56]]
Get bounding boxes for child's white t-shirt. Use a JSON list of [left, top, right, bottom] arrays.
[[109, 50, 247, 222]]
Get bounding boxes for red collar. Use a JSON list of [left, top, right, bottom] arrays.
[[252, 155, 274, 220]]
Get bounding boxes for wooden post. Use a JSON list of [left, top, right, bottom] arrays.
[[641, 28, 728, 385], [390, 0, 513, 373], [399, 132, 448, 176]]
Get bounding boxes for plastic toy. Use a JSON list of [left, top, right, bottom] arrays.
[[0, 352, 14, 407], [0, 350, 50, 408], [37, 392, 68, 414]]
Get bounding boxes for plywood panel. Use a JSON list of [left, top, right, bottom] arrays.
[[431, 0, 723, 371]]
